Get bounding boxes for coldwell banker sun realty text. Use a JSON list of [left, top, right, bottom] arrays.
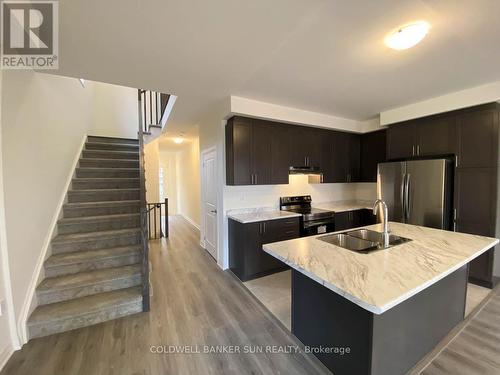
[[1, 0, 58, 69]]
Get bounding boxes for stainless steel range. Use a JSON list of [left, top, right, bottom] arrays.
[[280, 195, 335, 237]]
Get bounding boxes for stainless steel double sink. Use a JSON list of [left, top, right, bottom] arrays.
[[317, 229, 411, 253]]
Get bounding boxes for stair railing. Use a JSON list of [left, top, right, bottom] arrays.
[[137, 88, 171, 312], [138, 89, 171, 133], [146, 199, 169, 240], [137, 90, 151, 312]]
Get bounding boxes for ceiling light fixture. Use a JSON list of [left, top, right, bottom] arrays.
[[173, 137, 184, 144], [384, 21, 430, 50]]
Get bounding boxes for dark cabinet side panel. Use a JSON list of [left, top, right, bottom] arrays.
[[226, 117, 253, 185], [360, 130, 386, 182], [455, 167, 497, 287], [457, 108, 499, 168]]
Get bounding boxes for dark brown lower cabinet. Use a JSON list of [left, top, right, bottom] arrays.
[[229, 217, 300, 281], [334, 209, 376, 232], [454, 167, 498, 287]]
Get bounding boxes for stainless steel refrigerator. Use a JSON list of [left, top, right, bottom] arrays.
[[377, 159, 453, 230]]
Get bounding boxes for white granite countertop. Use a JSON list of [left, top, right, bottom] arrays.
[[263, 222, 498, 314], [313, 200, 374, 212], [227, 208, 301, 224]]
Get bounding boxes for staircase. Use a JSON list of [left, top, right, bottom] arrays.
[[27, 136, 145, 339]]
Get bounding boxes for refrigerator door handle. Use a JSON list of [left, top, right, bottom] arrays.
[[400, 174, 406, 223], [405, 173, 411, 221]]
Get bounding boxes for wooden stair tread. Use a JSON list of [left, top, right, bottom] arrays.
[[64, 200, 140, 207], [37, 265, 141, 292], [52, 228, 141, 243], [28, 286, 142, 324], [45, 246, 142, 267], [58, 213, 140, 224]]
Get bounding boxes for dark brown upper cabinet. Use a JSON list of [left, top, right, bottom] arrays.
[[416, 116, 457, 157], [322, 131, 360, 183], [360, 130, 386, 182], [457, 106, 499, 168], [386, 120, 417, 160], [289, 125, 322, 167], [226, 116, 274, 185], [270, 122, 291, 185], [226, 116, 253, 185]]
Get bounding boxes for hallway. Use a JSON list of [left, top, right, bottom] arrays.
[[1, 216, 328, 375]]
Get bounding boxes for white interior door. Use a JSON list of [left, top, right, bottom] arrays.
[[202, 149, 217, 260]]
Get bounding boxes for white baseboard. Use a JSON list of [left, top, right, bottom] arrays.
[[0, 344, 14, 372], [181, 215, 200, 230], [17, 134, 87, 344]]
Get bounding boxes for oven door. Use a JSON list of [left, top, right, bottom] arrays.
[[301, 219, 335, 237]]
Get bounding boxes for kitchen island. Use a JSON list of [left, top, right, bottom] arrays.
[[263, 222, 498, 375]]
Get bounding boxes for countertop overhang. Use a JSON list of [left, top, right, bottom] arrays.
[[263, 222, 499, 314]]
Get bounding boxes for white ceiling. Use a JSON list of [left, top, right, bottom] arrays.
[[56, 0, 500, 132]]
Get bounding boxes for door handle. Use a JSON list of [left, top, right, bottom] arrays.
[[210, 209, 217, 214]]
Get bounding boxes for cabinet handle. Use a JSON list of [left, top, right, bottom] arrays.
[[304, 156, 307, 166], [320, 174, 324, 183], [455, 155, 459, 168], [417, 145, 420, 156], [254, 174, 258, 184], [453, 208, 457, 232], [263, 222, 266, 233], [412, 145, 415, 156], [251, 174, 254, 185], [347, 173, 351, 183]]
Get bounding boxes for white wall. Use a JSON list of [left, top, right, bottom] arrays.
[[159, 150, 179, 215], [0, 71, 138, 346], [144, 139, 160, 204], [176, 138, 201, 228], [231, 96, 364, 133], [0, 70, 19, 371], [89, 82, 138, 139], [380, 81, 500, 125]]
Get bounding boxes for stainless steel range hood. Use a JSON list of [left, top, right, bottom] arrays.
[[288, 166, 322, 175], [289, 166, 324, 183]]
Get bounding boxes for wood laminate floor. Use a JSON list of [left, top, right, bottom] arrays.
[[418, 284, 500, 375], [1, 216, 328, 375]]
